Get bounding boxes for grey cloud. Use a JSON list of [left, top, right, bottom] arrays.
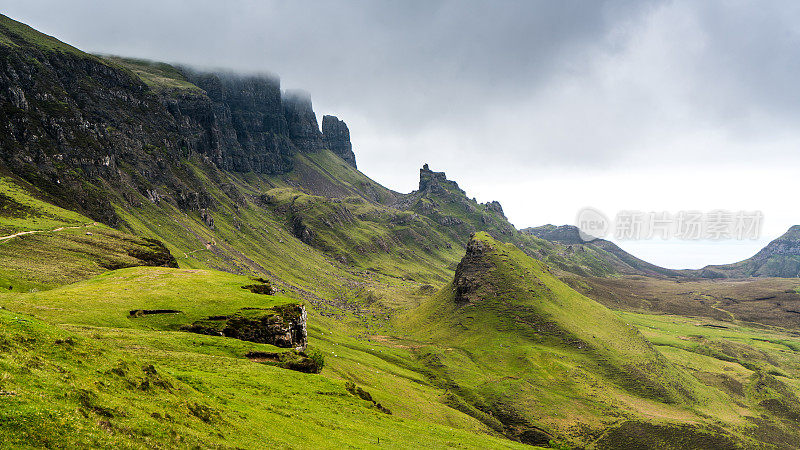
[[2, 0, 800, 177]]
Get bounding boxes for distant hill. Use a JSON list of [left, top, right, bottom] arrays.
[[523, 224, 684, 277], [695, 225, 800, 278]]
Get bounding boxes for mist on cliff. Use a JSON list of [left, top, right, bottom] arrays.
[[2, 0, 800, 268]]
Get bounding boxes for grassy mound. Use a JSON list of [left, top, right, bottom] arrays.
[[401, 232, 740, 446]]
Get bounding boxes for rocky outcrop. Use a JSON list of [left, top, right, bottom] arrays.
[[177, 71, 295, 174], [282, 90, 323, 152], [182, 304, 307, 351], [418, 164, 465, 194], [401, 164, 515, 241], [322, 115, 356, 168], [483, 200, 506, 219], [453, 235, 496, 304]]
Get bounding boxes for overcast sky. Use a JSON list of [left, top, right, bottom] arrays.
[[3, 0, 800, 268]]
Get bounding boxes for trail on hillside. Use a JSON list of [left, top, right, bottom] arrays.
[[0, 223, 98, 242]]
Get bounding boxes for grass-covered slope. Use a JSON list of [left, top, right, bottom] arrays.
[[6, 13, 800, 448], [399, 232, 777, 447], [0, 13, 88, 56], [0, 175, 176, 291], [695, 225, 800, 278], [104, 56, 204, 94], [0, 310, 526, 448], [0, 266, 530, 449]]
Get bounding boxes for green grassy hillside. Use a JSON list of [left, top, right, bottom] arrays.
[[0, 175, 176, 291], [0, 266, 531, 449], [396, 233, 800, 448], [0, 308, 527, 448], [0, 13, 88, 56], [695, 226, 800, 278]]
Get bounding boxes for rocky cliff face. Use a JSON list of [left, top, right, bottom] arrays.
[[183, 304, 308, 351], [177, 70, 295, 174], [322, 115, 356, 168], [0, 14, 355, 227], [282, 90, 323, 152], [0, 35, 181, 224], [453, 235, 496, 304]]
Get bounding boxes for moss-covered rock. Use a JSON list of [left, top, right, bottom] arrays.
[[182, 304, 307, 350]]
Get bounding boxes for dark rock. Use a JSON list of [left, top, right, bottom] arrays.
[[345, 381, 392, 414], [453, 235, 496, 305], [282, 90, 323, 152], [200, 208, 214, 229], [183, 304, 307, 351], [246, 349, 323, 374], [418, 164, 464, 194], [292, 215, 314, 245], [483, 201, 506, 219], [125, 238, 179, 268], [129, 309, 182, 317], [179, 70, 296, 174], [322, 115, 356, 168]]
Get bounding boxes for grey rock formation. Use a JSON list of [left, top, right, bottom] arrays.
[[483, 201, 506, 219], [183, 304, 307, 351], [282, 90, 323, 152], [453, 235, 495, 305], [322, 115, 357, 168], [418, 164, 464, 194], [178, 70, 295, 174]]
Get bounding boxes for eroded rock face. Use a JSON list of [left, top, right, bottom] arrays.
[[182, 304, 307, 351], [179, 71, 296, 174], [322, 115, 356, 168], [483, 201, 506, 219], [753, 226, 800, 259], [224, 306, 307, 350], [283, 90, 323, 152], [453, 236, 496, 304], [0, 19, 354, 226], [418, 164, 464, 194], [0, 41, 175, 224]]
